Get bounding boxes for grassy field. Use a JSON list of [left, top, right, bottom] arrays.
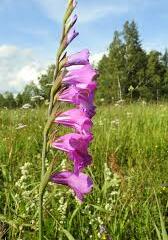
[[0, 103, 168, 240]]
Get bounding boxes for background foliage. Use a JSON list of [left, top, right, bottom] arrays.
[[1, 21, 168, 108], [0, 104, 168, 239]]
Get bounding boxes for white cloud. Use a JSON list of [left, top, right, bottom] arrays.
[[79, 5, 128, 23], [0, 45, 47, 93], [0, 45, 18, 57], [0, 44, 105, 93], [143, 39, 167, 53], [9, 64, 41, 88], [34, 0, 129, 23], [90, 52, 105, 65]]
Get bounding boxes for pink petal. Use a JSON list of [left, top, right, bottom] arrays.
[[51, 171, 93, 202], [54, 108, 93, 134], [65, 49, 90, 67]]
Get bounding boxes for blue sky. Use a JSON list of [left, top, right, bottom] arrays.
[[0, 0, 168, 93]]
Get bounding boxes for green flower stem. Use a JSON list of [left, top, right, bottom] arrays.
[[39, 20, 66, 240], [39, 2, 75, 239], [39, 158, 57, 240]]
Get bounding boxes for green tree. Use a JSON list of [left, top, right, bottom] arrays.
[[161, 48, 168, 68], [97, 31, 126, 103], [123, 21, 147, 99], [96, 54, 112, 103], [38, 65, 55, 100], [15, 93, 23, 108], [21, 82, 40, 104], [3, 92, 16, 109], [146, 51, 164, 101], [108, 31, 126, 100], [0, 94, 5, 108], [0, 93, 5, 108], [160, 50, 168, 98]]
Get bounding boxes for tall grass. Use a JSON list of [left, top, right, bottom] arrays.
[[0, 103, 168, 239]]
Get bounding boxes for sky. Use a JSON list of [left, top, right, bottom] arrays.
[[0, 0, 168, 93]]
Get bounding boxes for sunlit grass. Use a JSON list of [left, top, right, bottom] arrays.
[[0, 103, 168, 239]]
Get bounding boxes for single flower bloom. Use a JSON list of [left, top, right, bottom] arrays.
[[54, 108, 93, 134], [58, 85, 96, 118], [58, 84, 96, 106], [73, 0, 77, 7], [65, 49, 90, 67], [80, 103, 96, 118], [79, 91, 96, 118], [68, 150, 92, 173], [76, 81, 97, 92], [71, 14, 78, 25], [58, 85, 90, 106], [67, 14, 77, 30], [63, 64, 97, 85], [67, 28, 79, 46], [52, 133, 92, 153], [52, 133, 93, 173], [51, 171, 93, 202]]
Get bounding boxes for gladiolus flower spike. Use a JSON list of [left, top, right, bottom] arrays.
[[50, 0, 97, 202], [38, 2, 97, 239]]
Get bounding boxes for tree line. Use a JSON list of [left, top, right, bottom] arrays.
[[0, 20, 168, 108], [97, 20, 168, 103], [0, 65, 55, 109]]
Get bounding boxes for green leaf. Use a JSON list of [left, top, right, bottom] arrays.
[[62, 229, 76, 240], [0, 214, 17, 228], [154, 192, 168, 240], [90, 204, 108, 213], [68, 206, 80, 231]]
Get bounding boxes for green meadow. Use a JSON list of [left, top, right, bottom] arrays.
[[0, 103, 168, 239]]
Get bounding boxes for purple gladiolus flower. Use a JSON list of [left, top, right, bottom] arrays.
[[51, 171, 93, 202], [65, 49, 89, 67], [79, 91, 96, 118], [52, 133, 93, 173], [69, 151, 92, 173], [80, 104, 96, 118], [49, 0, 97, 202], [58, 85, 96, 118], [63, 64, 97, 85], [67, 28, 79, 45], [52, 133, 92, 153], [58, 84, 96, 105], [70, 14, 78, 27], [58, 85, 90, 105], [54, 108, 93, 134], [76, 81, 97, 92], [73, 0, 77, 7]]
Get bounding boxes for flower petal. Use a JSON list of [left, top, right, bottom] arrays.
[[54, 108, 93, 134], [51, 171, 93, 202], [63, 64, 97, 85], [67, 28, 79, 45], [65, 49, 90, 67]]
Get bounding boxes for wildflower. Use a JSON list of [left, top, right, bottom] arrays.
[[66, 28, 79, 45], [31, 95, 44, 101], [73, 0, 77, 7], [58, 85, 96, 118], [54, 108, 93, 134], [68, 14, 78, 29], [58, 85, 90, 105], [51, 171, 93, 202], [21, 103, 32, 109], [65, 49, 89, 66], [52, 133, 92, 173], [43, 0, 97, 205], [16, 123, 27, 130], [62, 64, 97, 85], [52, 133, 93, 152]]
